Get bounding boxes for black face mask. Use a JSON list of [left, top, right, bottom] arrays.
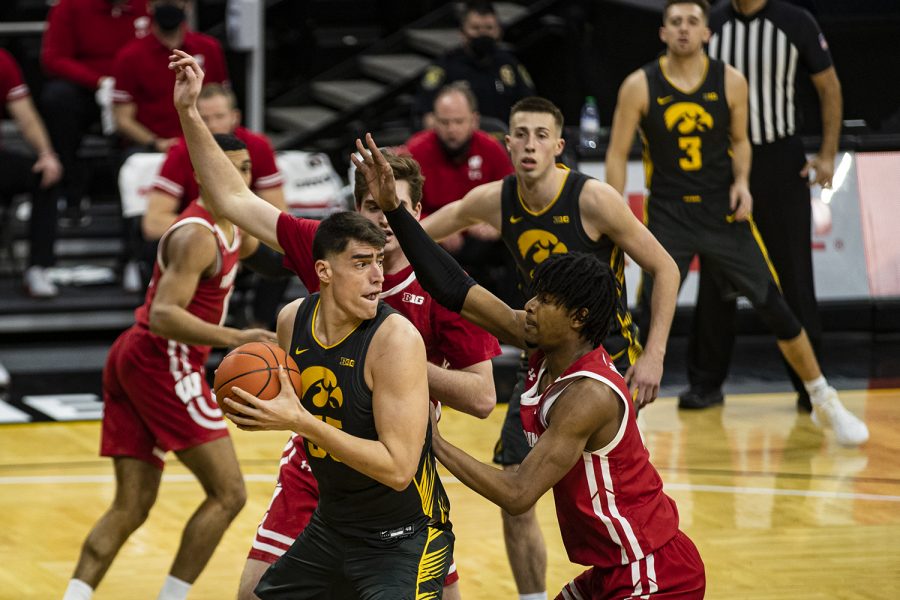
[[468, 35, 497, 60], [437, 135, 473, 163], [154, 4, 186, 32]]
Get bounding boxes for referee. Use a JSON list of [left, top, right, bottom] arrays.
[[680, 0, 842, 411]]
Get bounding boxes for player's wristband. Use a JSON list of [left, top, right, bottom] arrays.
[[383, 206, 475, 313]]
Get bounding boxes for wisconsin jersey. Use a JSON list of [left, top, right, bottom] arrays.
[[289, 294, 451, 541], [499, 169, 640, 364], [133, 201, 240, 364], [519, 346, 680, 568], [640, 56, 732, 204]]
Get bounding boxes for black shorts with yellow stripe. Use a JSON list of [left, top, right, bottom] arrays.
[[255, 512, 454, 599], [639, 194, 782, 307]]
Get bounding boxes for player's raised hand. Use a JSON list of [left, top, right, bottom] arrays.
[[168, 49, 205, 111], [225, 366, 311, 433], [351, 133, 400, 212]]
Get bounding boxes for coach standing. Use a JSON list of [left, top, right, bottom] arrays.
[[680, 0, 842, 411]]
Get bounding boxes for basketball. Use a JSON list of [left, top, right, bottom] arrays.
[[213, 341, 302, 415]]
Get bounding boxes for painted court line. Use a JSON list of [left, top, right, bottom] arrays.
[[1, 473, 898, 503]]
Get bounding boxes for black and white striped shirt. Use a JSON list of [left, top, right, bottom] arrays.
[[708, 0, 832, 145]]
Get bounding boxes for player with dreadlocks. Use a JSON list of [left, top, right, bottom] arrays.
[[352, 133, 706, 599]]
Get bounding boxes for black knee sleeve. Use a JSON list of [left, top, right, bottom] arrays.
[[754, 283, 802, 340]]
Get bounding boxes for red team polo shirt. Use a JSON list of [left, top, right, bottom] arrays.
[[0, 49, 30, 147], [405, 129, 513, 216], [41, 0, 150, 89], [112, 31, 228, 139], [152, 126, 284, 211]]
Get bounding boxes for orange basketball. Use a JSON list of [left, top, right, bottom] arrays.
[[213, 341, 302, 416]]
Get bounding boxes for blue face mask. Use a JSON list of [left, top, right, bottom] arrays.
[[154, 3, 186, 32]]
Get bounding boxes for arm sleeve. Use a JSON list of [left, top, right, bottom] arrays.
[[152, 143, 189, 198], [111, 47, 135, 103], [242, 242, 292, 279], [0, 50, 30, 104], [795, 8, 833, 75], [249, 134, 284, 190], [275, 212, 321, 292], [41, 2, 102, 88], [383, 205, 476, 313], [433, 302, 501, 369]]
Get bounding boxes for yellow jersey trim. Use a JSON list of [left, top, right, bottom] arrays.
[[517, 164, 571, 217], [659, 55, 710, 96], [310, 298, 362, 349]]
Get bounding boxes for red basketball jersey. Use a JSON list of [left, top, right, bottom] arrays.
[[520, 346, 680, 568], [134, 201, 241, 363]]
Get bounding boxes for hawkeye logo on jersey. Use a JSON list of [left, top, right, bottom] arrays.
[[339, 357, 355, 368], [517, 229, 568, 271], [300, 366, 344, 461], [664, 102, 714, 134], [402, 292, 425, 305]]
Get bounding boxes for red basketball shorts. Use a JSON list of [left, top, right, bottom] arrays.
[[557, 530, 705, 600], [100, 326, 229, 469]]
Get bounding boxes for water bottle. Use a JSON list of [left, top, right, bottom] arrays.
[[579, 96, 600, 151]]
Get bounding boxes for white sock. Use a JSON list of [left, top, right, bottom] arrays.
[[803, 375, 828, 404], [519, 593, 547, 600], [157, 575, 192, 600], [62, 579, 93, 600]]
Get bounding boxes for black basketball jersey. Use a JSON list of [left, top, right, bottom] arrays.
[[290, 294, 451, 540], [640, 56, 732, 204], [499, 168, 640, 363]]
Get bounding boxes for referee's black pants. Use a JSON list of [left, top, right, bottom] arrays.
[[687, 135, 822, 403]]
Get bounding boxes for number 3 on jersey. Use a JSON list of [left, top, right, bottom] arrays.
[[678, 136, 702, 171]]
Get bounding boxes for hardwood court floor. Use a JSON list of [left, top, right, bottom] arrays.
[[1, 389, 897, 599]]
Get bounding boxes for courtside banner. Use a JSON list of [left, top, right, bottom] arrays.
[[855, 152, 900, 298]]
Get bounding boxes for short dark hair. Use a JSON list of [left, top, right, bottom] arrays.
[[510, 97, 565, 134], [434, 81, 479, 113], [212, 132, 246, 152], [663, 0, 710, 22], [353, 151, 424, 209], [461, 1, 496, 23], [531, 253, 618, 348], [312, 211, 386, 261]]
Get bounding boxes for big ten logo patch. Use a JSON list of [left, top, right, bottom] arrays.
[[517, 229, 568, 275], [175, 371, 226, 430], [300, 366, 344, 461], [402, 292, 425, 305]]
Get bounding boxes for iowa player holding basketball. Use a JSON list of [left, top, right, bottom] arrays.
[[170, 52, 454, 598], [353, 135, 706, 598], [420, 96, 680, 598], [606, 0, 867, 446], [63, 134, 278, 600]]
